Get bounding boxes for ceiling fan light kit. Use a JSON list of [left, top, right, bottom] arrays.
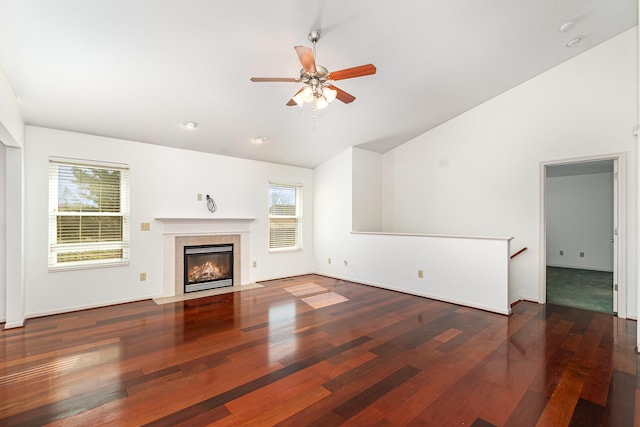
[[251, 30, 376, 110], [291, 77, 337, 109]]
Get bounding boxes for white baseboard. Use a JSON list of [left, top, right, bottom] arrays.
[[313, 271, 511, 316], [3, 319, 25, 329], [546, 263, 613, 273], [519, 297, 541, 304], [255, 271, 315, 283], [25, 295, 156, 320]]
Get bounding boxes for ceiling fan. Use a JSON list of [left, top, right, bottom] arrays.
[[250, 30, 376, 109]]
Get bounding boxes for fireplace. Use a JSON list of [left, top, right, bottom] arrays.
[[155, 217, 253, 298], [184, 244, 233, 293]]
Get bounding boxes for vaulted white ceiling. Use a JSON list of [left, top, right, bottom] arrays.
[[0, 1, 636, 168]]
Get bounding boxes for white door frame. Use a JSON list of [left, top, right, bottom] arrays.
[[539, 152, 627, 318]]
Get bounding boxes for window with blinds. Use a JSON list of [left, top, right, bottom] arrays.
[[268, 183, 302, 250], [48, 159, 130, 270]]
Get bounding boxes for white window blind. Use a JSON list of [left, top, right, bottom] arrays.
[[48, 159, 130, 270], [269, 183, 302, 250]]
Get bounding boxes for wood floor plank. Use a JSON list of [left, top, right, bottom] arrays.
[[568, 398, 604, 426], [601, 369, 636, 426], [504, 389, 549, 427], [225, 385, 331, 427], [223, 361, 334, 416], [535, 364, 586, 426], [0, 275, 637, 426], [332, 365, 420, 420]]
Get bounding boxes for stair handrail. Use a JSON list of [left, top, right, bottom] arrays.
[[510, 247, 527, 260]]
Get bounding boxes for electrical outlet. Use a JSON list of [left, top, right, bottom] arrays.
[[139, 272, 147, 281], [559, 250, 564, 256], [252, 261, 257, 268], [197, 193, 203, 201], [418, 269, 424, 278], [328, 257, 332, 264], [140, 222, 150, 231], [580, 252, 585, 257]]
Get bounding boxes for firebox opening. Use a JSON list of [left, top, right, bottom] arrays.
[[184, 244, 233, 293]]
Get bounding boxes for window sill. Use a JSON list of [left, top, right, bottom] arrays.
[[48, 260, 130, 273], [268, 247, 303, 254]]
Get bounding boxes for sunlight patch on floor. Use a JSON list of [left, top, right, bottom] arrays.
[[284, 283, 327, 297], [301, 292, 349, 309], [285, 283, 349, 309]]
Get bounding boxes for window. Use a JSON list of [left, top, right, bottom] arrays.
[[48, 159, 130, 270], [268, 182, 302, 250]]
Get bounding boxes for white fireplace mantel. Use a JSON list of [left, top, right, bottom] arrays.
[[155, 217, 255, 235], [155, 217, 255, 297], [155, 217, 255, 222]]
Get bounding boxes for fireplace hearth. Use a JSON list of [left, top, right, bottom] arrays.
[[184, 244, 233, 293]]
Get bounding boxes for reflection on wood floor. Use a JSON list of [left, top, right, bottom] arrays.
[[0, 274, 637, 426]]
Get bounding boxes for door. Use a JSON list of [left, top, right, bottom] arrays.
[[612, 160, 618, 313], [544, 159, 617, 314]]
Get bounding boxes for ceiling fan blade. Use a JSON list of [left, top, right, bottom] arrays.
[[286, 88, 304, 106], [329, 64, 376, 81], [250, 77, 299, 82], [294, 46, 317, 73], [328, 85, 356, 104]]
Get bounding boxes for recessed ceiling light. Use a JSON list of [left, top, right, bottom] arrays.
[[566, 36, 582, 48], [183, 121, 198, 129], [253, 136, 266, 144], [559, 21, 575, 32]]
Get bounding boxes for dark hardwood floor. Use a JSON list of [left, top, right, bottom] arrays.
[[0, 274, 638, 426]]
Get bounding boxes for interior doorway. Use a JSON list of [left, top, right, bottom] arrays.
[[540, 155, 626, 317]]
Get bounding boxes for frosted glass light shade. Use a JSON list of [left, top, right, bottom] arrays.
[[316, 96, 328, 110], [323, 87, 337, 103], [292, 91, 305, 106], [302, 86, 314, 103]]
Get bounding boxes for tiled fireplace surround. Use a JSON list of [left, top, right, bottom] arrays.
[[155, 218, 254, 298]]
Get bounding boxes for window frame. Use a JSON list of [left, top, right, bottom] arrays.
[[48, 157, 130, 271], [268, 182, 302, 252]]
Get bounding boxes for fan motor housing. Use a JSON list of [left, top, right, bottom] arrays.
[[300, 65, 329, 86]]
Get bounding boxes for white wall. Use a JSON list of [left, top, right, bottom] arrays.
[[314, 148, 354, 278], [0, 66, 23, 325], [546, 172, 614, 271], [352, 148, 382, 232], [22, 126, 314, 318], [380, 28, 637, 314], [0, 67, 23, 147], [0, 142, 5, 322], [314, 148, 512, 314], [5, 145, 25, 327]]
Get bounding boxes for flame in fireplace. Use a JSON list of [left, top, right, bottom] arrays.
[[186, 254, 232, 285], [189, 261, 221, 282]]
